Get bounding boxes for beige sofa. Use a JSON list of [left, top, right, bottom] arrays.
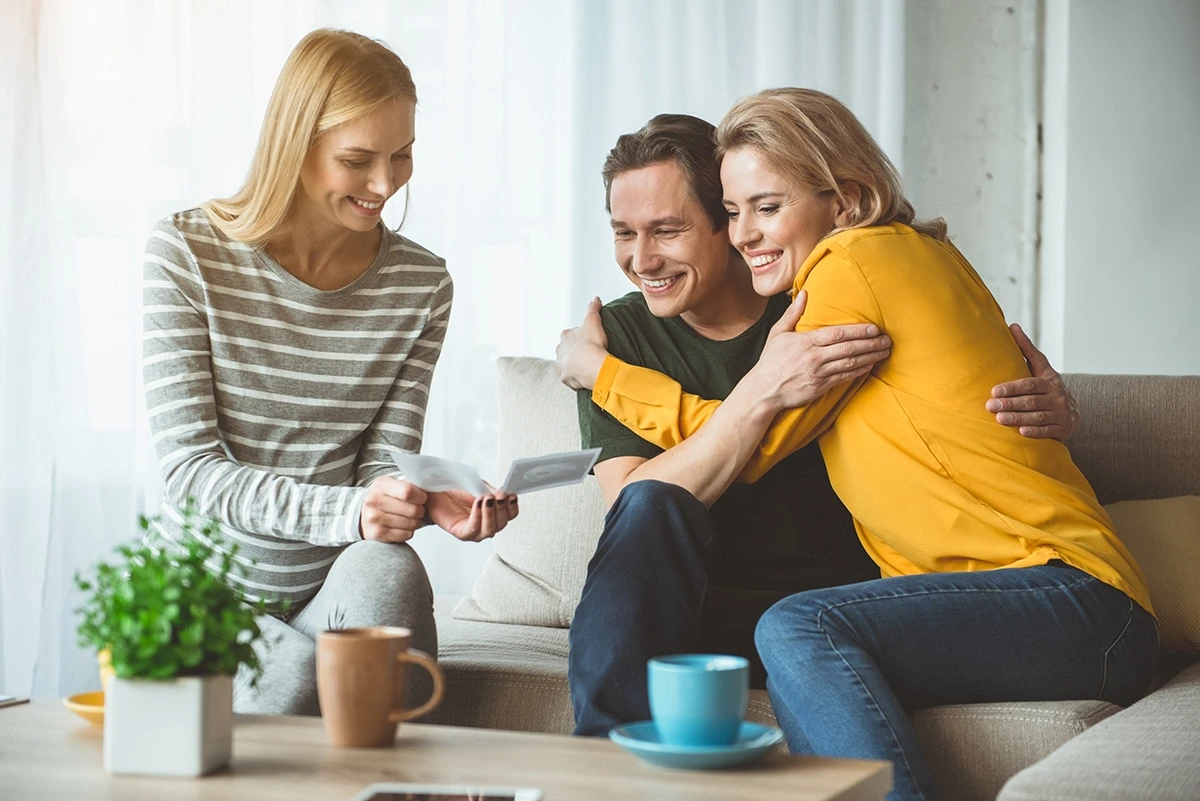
[[427, 358, 1200, 801]]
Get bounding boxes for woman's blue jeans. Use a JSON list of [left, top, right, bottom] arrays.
[[755, 562, 1158, 801]]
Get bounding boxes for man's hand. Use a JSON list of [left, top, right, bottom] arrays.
[[360, 476, 428, 543], [426, 487, 519, 542], [744, 291, 891, 413], [987, 323, 1080, 441], [556, 297, 610, 391]]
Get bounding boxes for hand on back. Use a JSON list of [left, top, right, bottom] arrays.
[[556, 297, 610, 391], [988, 323, 1080, 441]]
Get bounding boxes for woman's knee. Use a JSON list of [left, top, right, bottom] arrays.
[[755, 592, 828, 668], [320, 541, 435, 642]]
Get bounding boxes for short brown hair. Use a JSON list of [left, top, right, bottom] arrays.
[[601, 114, 727, 233]]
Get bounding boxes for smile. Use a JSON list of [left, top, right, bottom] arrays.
[[640, 274, 682, 293], [349, 197, 384, 213], [747, 252, 782, 268]]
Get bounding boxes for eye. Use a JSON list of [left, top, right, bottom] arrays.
[[614, 229, 634, 240], [341, 160, 368, 169], [392, 152, 413, 162], [655, 229, 680, 238], [725, 209, 740, 221], [757, 204, 780, 216]]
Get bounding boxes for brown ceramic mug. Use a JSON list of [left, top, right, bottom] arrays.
[[316, 626, 445, 747]]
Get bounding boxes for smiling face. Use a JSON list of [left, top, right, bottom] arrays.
[[608, 161, 739, 321], [293, 97, 416, 236], [720, 146, 844, 297]]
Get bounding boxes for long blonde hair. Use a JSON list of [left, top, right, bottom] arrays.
[[716, 88, 947, 241], [202, 29, 417, 247]]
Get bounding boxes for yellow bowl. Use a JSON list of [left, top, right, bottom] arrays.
[[63, 691, 105, 725]]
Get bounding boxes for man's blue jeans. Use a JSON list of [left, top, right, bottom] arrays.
[[755, 562, 1159, 801], [569, 480, 715, 736]]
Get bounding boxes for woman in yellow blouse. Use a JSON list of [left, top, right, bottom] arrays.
[[565, 89, 1157, 801]]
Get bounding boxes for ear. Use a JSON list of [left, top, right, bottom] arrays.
[[833, 181, 863, 228]]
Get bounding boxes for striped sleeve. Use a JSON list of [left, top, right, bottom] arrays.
[[142, 221, 365, 546], [354, 273, 454, 487]]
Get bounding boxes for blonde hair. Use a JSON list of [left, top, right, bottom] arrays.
[[716, 88, 947, 241], [201, 29, 417, 247]]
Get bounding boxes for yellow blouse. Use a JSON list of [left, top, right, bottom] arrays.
[[592, 223, 1153, 614]]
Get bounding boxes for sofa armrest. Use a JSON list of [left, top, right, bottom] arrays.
[[998, 662, 1200, 801]]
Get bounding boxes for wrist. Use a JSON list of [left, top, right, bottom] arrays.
[[726, 376, 783, 422]]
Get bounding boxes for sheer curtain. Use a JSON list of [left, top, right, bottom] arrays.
[[0, 0, 905, 698]]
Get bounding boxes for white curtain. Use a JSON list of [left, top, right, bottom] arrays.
[[0, 0, 905, 698]]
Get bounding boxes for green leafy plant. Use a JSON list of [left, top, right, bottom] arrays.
[[74, 500, 272, 682]]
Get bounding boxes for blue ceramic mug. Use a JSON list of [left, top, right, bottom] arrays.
[[647, 654, 749, 747]]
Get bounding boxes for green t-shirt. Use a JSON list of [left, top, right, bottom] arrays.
[[577, 291, 878, 593]]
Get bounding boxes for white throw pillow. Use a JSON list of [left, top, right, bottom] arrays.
[[453, 357, 605, 627]]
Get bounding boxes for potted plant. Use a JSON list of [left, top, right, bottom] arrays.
[[74, 502, 270, 777]]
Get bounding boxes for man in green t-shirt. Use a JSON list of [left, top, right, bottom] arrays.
[[558, 114, 1079, 737]]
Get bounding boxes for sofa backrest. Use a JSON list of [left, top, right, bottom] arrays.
[[1061, 374, 1200, 503]]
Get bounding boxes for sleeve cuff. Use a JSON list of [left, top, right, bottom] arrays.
[[591, 354, 621, 406]]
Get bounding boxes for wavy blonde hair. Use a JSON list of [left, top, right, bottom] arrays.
[[716, 88, 947, 241], [201, 29, 417, 247]]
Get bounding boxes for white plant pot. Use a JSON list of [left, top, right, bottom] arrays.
[[103, 674, 233, 777]]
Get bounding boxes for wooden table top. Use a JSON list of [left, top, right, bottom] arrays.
[[0, 700, 890, 801]]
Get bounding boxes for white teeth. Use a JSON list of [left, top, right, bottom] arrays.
[[642, 275, 678, 288], [352, 198, 383, 210], [749, 253, 781, 268]]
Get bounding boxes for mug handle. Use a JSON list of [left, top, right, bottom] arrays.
[[389, 649, 445, 723]]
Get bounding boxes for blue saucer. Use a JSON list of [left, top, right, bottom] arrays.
[[609, 721, 786, 770]]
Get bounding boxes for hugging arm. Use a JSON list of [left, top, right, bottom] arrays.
[[593, 251, 880, 484]]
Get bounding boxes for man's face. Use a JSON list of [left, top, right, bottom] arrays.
[[609, 161, 735, 319]]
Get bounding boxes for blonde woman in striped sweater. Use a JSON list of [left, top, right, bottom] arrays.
[[141, 29, 517, 715]]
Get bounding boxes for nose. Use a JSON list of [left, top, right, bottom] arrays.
[[366, 162, 394, 199], [632, 236, 663, 275], [729, 213, 757, 252]]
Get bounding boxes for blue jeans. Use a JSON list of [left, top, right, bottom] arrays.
[[755, 563, 1159, 801], [569, 481, 715, 736]]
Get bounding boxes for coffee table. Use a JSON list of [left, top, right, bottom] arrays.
[[0, 701, 891, 800]]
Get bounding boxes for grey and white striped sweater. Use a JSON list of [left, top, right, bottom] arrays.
[[141, 208, 451, 609]]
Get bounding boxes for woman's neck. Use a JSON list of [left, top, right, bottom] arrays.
[[266, 210, 382, 291]]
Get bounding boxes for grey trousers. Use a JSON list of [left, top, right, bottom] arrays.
[[232, 540, 438, 716]]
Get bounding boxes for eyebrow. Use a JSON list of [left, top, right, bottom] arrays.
[[335, 137, 416, 156], [724, 192, 785, 205], [610, 216, 688, 229]]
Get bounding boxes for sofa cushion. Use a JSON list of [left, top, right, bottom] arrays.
[[1102, 496, 1200, 654], [453, 357, 606, 627], [998, 662, 1200, 801], [434, 596, 779, 734], [912, 701, 1121, 801], [427, 607, 576, 733]]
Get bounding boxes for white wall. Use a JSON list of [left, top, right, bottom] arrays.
[[904, 0, 1041, 329], [1041, 0, 1200, 374]]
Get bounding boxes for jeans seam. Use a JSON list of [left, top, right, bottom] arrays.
[[1098, 596, 1133, 700], [816, 606, 930, 801], [818, 570, 1096, 616]]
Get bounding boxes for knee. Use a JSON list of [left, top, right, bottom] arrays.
[[755, 594, 826, 669], [603, 480, 708, 552], [327, 541, 433, 605], [322, 541, 435, 639], [613, 479, 700, 518]]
